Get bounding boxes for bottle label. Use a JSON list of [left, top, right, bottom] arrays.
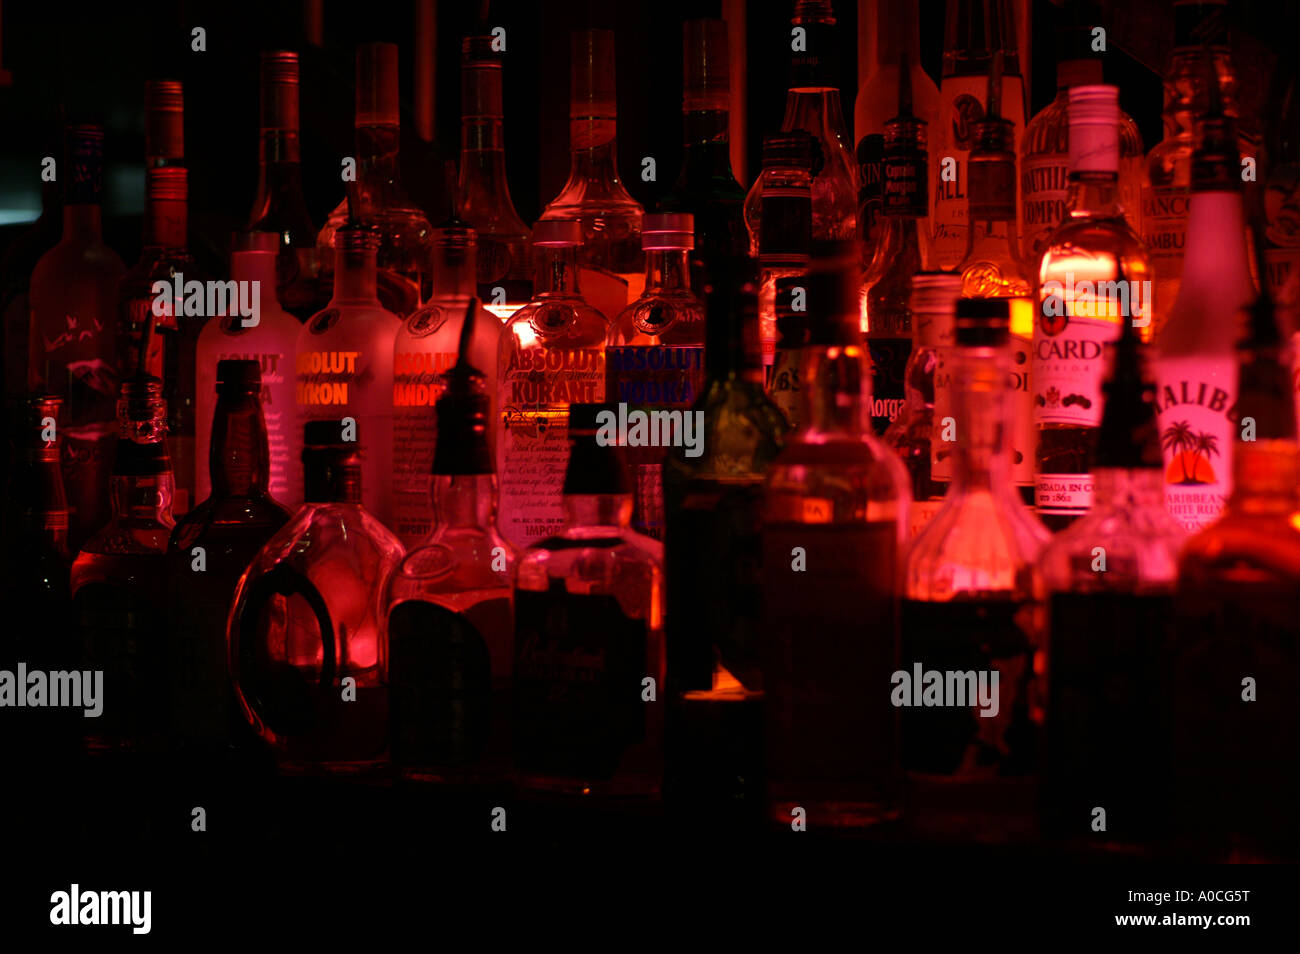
[[1141, 184, 1189, 274], [858, 133, 885, 251], [1020, 154, 1069, 265], [1031, 305, 1119, 427], [513, 586, 647, 779], [867, 335, 911, 434], [882, 152, 927, 216], [1155, 356, 1237, 532], [1034, 473, 1094, 515], [767, 347, 801, 429], [1009, 328, 1035, 487], [392, 348, 457, 545]]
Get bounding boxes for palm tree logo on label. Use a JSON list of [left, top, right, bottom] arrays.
[[1161, 420, 1220, 485]]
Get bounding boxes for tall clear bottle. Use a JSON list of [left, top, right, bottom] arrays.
[[1156, 86, 1253, 534], [248, 51, 321, 321], [901, 297, 1049, 841], [753, 133, 815, 377], [297, 222, 402, 528], [317, 43, 433, 318], [196, 231, 304, 508], [1035, 85, 1152, 530], [459, 34, 532, 313], [71, 376, 175, 754], [167, 360, 292, 755], [931, 0, 1026, 270], [762, 249, 909, 828], [229, 419, 404, 773], [392, 221, 500, 548], [29, 125, 126, 551], [540, 29, 644, 323], [497, 220, 608, 549], [386, 362, 517, 784], [743, 0, 857, 247], [1040, 313, 1183, 852]]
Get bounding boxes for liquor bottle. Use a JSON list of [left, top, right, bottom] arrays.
[[931, 0, 1026, 270], [318, 43, 433, 318], [167, 360, 292, 754], [247, 51, 321, 321], [1040, 313, 1184, 851], [71, 375, 175, 753], [853, 0, 940, 262], [884, 272, 961, 537], [229, 419, 404, 772], [955, 83, 1036, 502], [768, 275, 806, 428], [540, 29, 644, 323], [752, 132, 815, 372], [1172, 280, 1300, 860], [1142, 0, 1241, 337], [513, 402, 664, 798], [660, 18, 748, 291], [901, 297, 1049, 841], [743, 1, 856, 247], [385, 360, 517, 783], [196, 231, 304, 508], [497, 220, 608, 549], [297, 221, 403, 528], [117, 166, 202, 516], [861, 74, 929, 434], [459, 34, 532, 313], [392, 220, 501, 549], [762, 249, 909, 828], [1019, 31, 1144, 267], [1155, 83, 1253, 534], [605, 213, 706, 539], [1035, 85, 1152, 530], [29, 125, 126, 551]]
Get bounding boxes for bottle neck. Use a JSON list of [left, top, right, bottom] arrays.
[[644, 248, 692, 293], [1229, 440, 1300, 515], [62, 204, 102, 240], [1091, 467, 1165, 511], [951, 344, 1012, 491], [210, 393, 272, 498], [110, 472, 175, 527], [355, 123, 403, 189], [563, 493, 633, 530], [798, 344, 871, 437], [1066, 174, 1123, 218], [535, 246, 582, 296], [783, 88, 850, 141], [143, 195, 188, 250], [431, 244, 478, 298], [429, 472, 498, 530], [331, 244, 381, 303], [705, 295, 764, 384], [1182, 190, 1249, 289], [254, 134, 306, 202], [680, 110, 735, 174], [566, 130, 622, 186]]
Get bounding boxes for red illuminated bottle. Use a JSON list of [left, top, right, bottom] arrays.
[[248, 51, 321, 321], [229, 419, 404, 773], [29, 125, 126, 551], [167, 360, 292, 754]]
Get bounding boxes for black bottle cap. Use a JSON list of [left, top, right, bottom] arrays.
[[432, 364, 493, 476], [216, 359, 262, 397], [955, 297, 1010, 346], [563, 402, 631, 496]]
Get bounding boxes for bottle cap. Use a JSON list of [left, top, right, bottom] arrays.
[[955, 297, 1010, 345], [570, 29, 617, 119], [356, 42, 400, 127], [259, 51, 300, 131], [642, 213, 694, 251], [761, 131, 818, 170], [146, 166, 187, 202], [64, 124, 105, 205], [1068, 84, 1120, 175], [335, 221, 382, 251], [533, 219, 584, 247], [683, 19, 730, 113], [144, 79, 184, 162], [216, 359, 263, 395]]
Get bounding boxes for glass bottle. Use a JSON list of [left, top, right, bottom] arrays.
[[862, 83, 929, 434], [661, 18, 748, 293], [751, 133, 815, 374], [167, 360, 292, 754], [956, 104, 1036, 502], [29, 125, 126, 551], [1156, 85, 1253, 534], [317, 42, 433, 318], [228, 419, 404, 773], [512, 402, 664, 798], [1040, 315, 1184, 852], [459, 34, 532, 313], [762, 248, 910, 828], [71, 376, 175, 754], [853, 0, 940, 262], [247, 50, 321, 322], [744, 0, 856, 247], [1142, 0, 1242, 337], [884, 272, 961, 537], [540, 29, 645, 323], [497, 220, 609, 549], [901, 297, 1050, 842], [931, 0, 1027, 270], [297, 222, 402, 529], [385, 362, 517, 784], [392, 220, 501, 548], [1035, 85, 1153, 530], [196, 231, 304, 508], [605, 213, 706, 539], [1172, 283, 1300, 861], [768, 275, 806, 428]]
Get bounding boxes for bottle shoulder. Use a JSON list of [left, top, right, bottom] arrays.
[[903, 491, 1048, 598], [608, 292, 706, 346]]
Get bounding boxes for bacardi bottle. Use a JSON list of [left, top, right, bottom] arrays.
[[1035, 85, 1152, 530], [762, 248, 909, 828], [228, 419, 404, 773], [540, 29, 645, 323], [297, 222, 402, 528], [901, 297, 1049, 841], [751, 132, 815, 372], [513, 402, 664, 798], [497, 220, 608, 549]]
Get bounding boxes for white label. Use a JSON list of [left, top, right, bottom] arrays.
[[1035, 474, 1093, 515], [1032, 313, 1119, 427], [1020, 155, 1069, 266], [1009, 330, 1035, 487], [1155, 355, 1236, 533]]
